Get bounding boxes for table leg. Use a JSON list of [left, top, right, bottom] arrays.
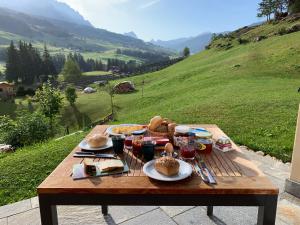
[[207, 206, 213, 216], [39, 196, 58, 225], [102, 205, 108, 215], [257, 196, 278, 225]]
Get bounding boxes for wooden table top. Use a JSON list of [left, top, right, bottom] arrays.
[[37, 125, 278, 195]]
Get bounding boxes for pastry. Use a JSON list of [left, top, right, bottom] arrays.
[[99, 159, 124, 172], [155, 124, 168, 133], [155, 156, 179, 176], [148, 116, 163, 131], [87, 134, 108, 148]]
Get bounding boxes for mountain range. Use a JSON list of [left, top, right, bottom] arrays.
[[0, 0, 92, 27], [0, 5, 172, 64], [151, 32, 213, 54]]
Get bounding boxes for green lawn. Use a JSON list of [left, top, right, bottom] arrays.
[[110, 31, 300, 162], [82, 70, 111, 76], [0, 132, 87, 206]]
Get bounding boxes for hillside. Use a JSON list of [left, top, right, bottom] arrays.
[[0, 7, 173, 66], [111, 20, 300, 162]]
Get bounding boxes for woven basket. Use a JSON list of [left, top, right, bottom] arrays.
[[148, 129, 170, 138]]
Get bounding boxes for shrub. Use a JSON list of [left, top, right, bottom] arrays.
[[65, 85, 77, 106], [277, 27, 288, 35], [0, 112, 52, 147]]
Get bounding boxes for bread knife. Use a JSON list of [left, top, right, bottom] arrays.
[[193, 161, 209, 183]]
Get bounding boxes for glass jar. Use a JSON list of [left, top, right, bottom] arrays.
[[180, 132, 196, 160], [195, 131, 213, 154], [132, 130, 144, 157], [173, 125, 190, 147]]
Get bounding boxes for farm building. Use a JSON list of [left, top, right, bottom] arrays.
[[0, 82, 15, 100]]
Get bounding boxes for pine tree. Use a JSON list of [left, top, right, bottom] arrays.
[[42, 44, 57, 80], [258, 0, 275, 21], [5, 41, 20, 83]]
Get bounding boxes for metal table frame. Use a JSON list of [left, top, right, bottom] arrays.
[[39, 193, 278, 225]]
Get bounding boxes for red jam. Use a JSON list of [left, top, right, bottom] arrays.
[[180, 146, 196, 159], [132, 142, 142, 157]]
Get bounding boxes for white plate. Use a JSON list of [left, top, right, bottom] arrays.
[[143, 159, 193, 181], [78, 138, 113, 151], [106, 124, 146, 136]]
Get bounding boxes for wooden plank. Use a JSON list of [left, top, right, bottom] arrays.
[[212, 150, 237, 177], [38, 176, 278, 195]]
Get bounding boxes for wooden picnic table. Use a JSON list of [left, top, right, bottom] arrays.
[[37, 125, 278, 225]]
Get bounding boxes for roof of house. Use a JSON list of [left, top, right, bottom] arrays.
[[0, 82, 14, 87]]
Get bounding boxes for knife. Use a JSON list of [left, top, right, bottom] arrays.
[[193, 161, 209, 183], [73, 152, 117, 159], [197, 157, 217, 184]]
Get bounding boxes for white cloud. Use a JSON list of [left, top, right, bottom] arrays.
[[139, 0, 161, 9]]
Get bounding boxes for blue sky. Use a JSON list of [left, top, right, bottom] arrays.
[[58, 0, 264, 41]]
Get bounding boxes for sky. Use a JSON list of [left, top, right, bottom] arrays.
[[58, 0, 264, 41]]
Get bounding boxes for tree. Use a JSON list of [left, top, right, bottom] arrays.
[[42, 44, 57, 80], [65, 85, 77, 106], [5, 41, 20, 83], [289, 0, 300, 13], [257, 0, 275, 21], [183, 47, 190, 57], [101, 82, 115, 116], [35, 81, 63, 131], [61, 58, 82, 82]]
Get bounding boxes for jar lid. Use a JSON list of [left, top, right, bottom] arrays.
[[132, 130, 145, 135], [195, 131, 213, 139], [175, 125, 191, 134]]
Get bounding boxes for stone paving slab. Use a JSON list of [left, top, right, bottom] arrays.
[[160, 206, 195, 217], [0, 218, 7, 225], [30, 197, 39, 209], [119, 208, 177, 225], [8, 208, 40, 225], [0, 199, 31, 219]]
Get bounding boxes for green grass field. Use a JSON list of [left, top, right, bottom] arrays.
[[0, 131, 87, 206], [110, 31, 300, 162], [0, 91, 112, 134], [82, 70, 111, 76]]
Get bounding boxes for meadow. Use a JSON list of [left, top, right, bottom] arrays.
[[111, 31, 300, 162], [0, 91, 112, 134]]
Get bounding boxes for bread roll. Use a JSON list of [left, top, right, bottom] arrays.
[[155, 156, 179, 176], [87, 134, 108, 148], [148, 116, 163, 131]]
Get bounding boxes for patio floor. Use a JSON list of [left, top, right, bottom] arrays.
[[0, 147, 299, 225]]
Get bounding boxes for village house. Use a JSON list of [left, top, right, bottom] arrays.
[[0, 82, 15, 100]]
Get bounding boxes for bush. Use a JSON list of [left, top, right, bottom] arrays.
[[65, 85, 77, 106], [16, 87, 36, 97], [277, 27, 288, 35], [0, 112, 52, 147]]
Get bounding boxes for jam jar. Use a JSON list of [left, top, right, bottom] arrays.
[[132, 130, 144, 157], [173, 125, 190, 147], [194, 131, 213, 154]]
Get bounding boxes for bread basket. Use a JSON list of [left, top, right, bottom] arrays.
[[148, 129, 170, 138]]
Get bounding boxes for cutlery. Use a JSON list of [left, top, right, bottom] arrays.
[[197, 156, 217, 184], [73, 152, 117, 159], [193, 160, 209, 183]]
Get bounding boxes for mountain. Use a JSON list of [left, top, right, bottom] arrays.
[[151, 32, 212, 53], [0, 7, 172, 62], [124, 32, 138, 39], [0, 0, 92, 27]]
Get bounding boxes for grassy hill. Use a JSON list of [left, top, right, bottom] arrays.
[[0, 91, 112, 134], [111, 25, 300, 162]]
